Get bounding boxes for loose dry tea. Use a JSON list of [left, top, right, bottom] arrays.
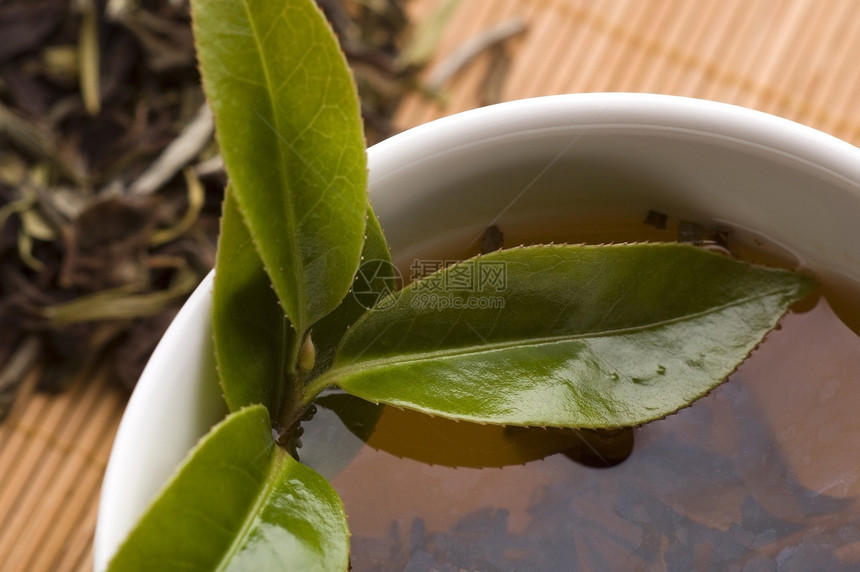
[[0, 0, 428, 419]]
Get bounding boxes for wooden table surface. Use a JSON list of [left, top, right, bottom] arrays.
[[3, 1, 860, 570]]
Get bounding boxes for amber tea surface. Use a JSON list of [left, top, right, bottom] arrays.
[[300, 215, 860, 570]]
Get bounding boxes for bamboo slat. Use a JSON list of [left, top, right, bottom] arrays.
[[0, 368, 124, 571]]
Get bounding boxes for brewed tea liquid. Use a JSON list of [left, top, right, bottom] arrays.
[[300, 216, 860, 570]]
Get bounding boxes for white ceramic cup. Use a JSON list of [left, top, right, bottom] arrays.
[[93, 93, 860, 570]]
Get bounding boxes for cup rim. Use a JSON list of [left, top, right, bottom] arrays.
[[368, 93, 860, 193], [93, 93, 860, 570]]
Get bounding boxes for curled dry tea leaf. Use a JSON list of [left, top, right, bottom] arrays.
[[326, 243, 815, 428]]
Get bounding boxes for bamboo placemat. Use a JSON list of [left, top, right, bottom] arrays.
[[3, 1, 860, 570], [397, 0, 860, 141]]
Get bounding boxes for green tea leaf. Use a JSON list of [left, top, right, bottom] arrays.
[[192, 0, 367, 336], [328, 244, 815, 428], [309, 206, 394, 378], [213, 187, 294, 413], [107, 405, 349, 571]]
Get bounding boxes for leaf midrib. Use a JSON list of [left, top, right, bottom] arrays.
[[214, 445, 284, 572], [240, 0, 305, 332], [332, 284, 796, 375]]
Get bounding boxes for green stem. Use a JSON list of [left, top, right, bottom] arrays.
[[301, 371, 338, 409], [275, 328, 304, 431], [277, 373, 305, 430]]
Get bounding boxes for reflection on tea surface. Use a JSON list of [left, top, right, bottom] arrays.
[[300, 215, 860, 570]]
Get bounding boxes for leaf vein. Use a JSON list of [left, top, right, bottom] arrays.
[[240, 0, 305, 330], [335, 285, 797, 373]]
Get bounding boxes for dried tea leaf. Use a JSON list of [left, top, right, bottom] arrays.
[[399, 0, 462, 68], [76, 0, 101, 115]]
